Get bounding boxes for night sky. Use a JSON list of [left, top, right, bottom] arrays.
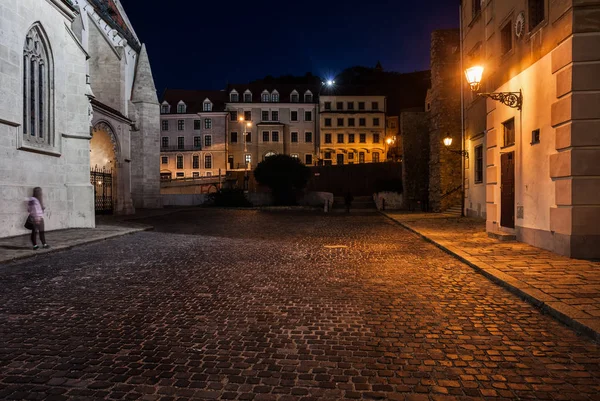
[[123, 0, 459, 93]]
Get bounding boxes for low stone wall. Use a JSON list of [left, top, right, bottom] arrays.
[[373, 192, 403, 210], [161, 194, 208, 206]]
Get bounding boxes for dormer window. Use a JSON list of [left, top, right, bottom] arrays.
[[304, 91, 313, 103], [203, 99, 212, 112], [230, 90, 239, 102], [177, 101, 187, 114], [261, 91, 270, 102], [290, 91, 299, 103], [271, 91, 279, 103], [161, 102, 170, 114], [244, 90, 252, 102]]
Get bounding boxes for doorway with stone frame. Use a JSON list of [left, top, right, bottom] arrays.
[[90, 121, 119, 215]]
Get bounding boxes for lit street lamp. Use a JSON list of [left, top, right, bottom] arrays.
[[464, 65, 522, 110], [443, 133, 468, 158]]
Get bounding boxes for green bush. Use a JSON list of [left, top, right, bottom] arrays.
[[206, 188, 252, 207], [254, 154, 311, 205]]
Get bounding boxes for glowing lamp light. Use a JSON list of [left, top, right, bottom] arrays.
[[465, 66, 484, 92], [246, 122, 252, 127], [443, 134, 453, 147], [326, 80, 334, 86], [386, 138, 393, 145], [238, 116, 244, 122]]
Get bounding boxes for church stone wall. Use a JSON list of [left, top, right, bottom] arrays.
[[0, 0, 94, 237]]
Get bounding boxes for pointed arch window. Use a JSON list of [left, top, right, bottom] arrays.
[[23, 24, 54, 148]]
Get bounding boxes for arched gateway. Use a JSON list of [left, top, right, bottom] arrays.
[[90, 121, 119, 214]]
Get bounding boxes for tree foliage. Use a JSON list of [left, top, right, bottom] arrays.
[[254, 155, 311, 205]]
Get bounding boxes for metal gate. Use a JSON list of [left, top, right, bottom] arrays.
[[90, 166, 113, 214]]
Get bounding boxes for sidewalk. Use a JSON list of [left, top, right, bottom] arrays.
[[0, 208, 182, 264], [383, 211, 600, 342]]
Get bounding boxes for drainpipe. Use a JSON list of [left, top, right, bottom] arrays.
[[459, 2, 466, 218]]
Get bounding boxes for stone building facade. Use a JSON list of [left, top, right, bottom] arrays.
[[462, 0, 600, 258], [428, 29, 462, 212], [0, 0, 92, 237], [159, 90, 228, 179], [319, 95, 388, 165], [225, 84, 318, 169], [401, 112, 429, 210]]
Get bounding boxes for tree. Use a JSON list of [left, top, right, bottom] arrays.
[[254, 155, 311, 205]]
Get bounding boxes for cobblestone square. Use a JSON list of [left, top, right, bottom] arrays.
[[1, 210, 599, 400]]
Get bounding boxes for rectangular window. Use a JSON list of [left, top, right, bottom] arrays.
[[177, 104, 186, 113], [177, 120, 184, 131], [230, 93, 239, 102], [475, 145, 483, 183], [161, 156, 168, 165], [203, 103, 211, 112], [348, 133, 355, 143], [359, 152, 365, 163], [231, 132, 238, 143], [291, 93, 299, 103], [372, 102, 379, 110], [529, 0, 545, 30], [205, 154, 212, 169], [176, 155, 183, 169], [204, 119, 212, 129], [262, 110, 269, 121], [532, 129, 540, 144], [325, 133, 332, 144], [359, 133, 366, 143], [348, 152, 354, 160], [177, 136, 184, 149], [244, 111, 252, 121], [204, 135, 212, 147], [193, 155, 199, 169], [305, 154, 313, 165], [347, 102, 354, 110], [373, 118, 380, 126], [244, 93, 252, 102], [336, 154, 344, 165], [262, 131, 270, 142], [304, 93, 313, 102], [305, 132, 313, 143], [245, 154, 251, 164], [336, 102, 343, 110], [262, 93, 270, 102], [161, 120, 169, 131], [161, 137, 169, 148], [291, 111, 298, 121], [161, 105, 169, 114], [272, 131, 279, 142], [291, 132, 298, 143], [337, 118, 344, 127], [193, 172, 199, 178], [359, 118, 366, 127], [503, 118, 515, 146], [271, 111, 278, 121], [194, 120, 201, 130], [176, 172, 184, 178], [194, 136, 201, 148], [358, 102, 365, 110], [324, 118, 332, 127], [272, 93, 279, 102], [291, 153, 298, 159], [324, 102, 332, 110], [337, 134, 344, 143], [373, 152, 380, 163], [230, 111, 238, 121], [501, 21, 513, 55], [348, 118, 355, 127], [373, 133, 380, 143], [206, 172, 212, 177], [246, 132, 252, 143], [304, 111, 312, 121], [324, 151, 332, 159]]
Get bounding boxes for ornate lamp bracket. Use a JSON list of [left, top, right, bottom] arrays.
[[477, 89, 522, 110], [448, 149, 469, 159]]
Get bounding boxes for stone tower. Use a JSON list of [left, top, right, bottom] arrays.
[[130, 44, 162, 209]]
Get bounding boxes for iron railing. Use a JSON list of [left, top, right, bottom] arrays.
[[90, 165, 113, 214]]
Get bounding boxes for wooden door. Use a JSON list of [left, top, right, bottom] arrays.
[[500, 152, 515, 228]]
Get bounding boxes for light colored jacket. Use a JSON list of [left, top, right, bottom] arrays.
[[27, 197, 44, 219]]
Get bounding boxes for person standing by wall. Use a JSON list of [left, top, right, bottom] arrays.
[[27, 187, 49, 250]]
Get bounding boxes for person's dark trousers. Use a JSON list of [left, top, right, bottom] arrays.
[[31, 219, 46, 246]]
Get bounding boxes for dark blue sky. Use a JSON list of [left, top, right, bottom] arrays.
[[123, 0, 459, 93]]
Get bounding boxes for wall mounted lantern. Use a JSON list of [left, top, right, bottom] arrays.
[[443, 134, 469, 158], [465, 66, 523, 110]]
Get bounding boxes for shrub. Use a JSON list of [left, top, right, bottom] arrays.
[[254, 154, 311, 205], [206, 188, 252, 207]]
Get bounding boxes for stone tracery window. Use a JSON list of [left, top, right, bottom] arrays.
[[23, 24, 53, 147]]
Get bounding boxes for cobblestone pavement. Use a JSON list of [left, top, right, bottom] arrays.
[[1, 209, 599, 401], [384, 212, 600, 341]]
